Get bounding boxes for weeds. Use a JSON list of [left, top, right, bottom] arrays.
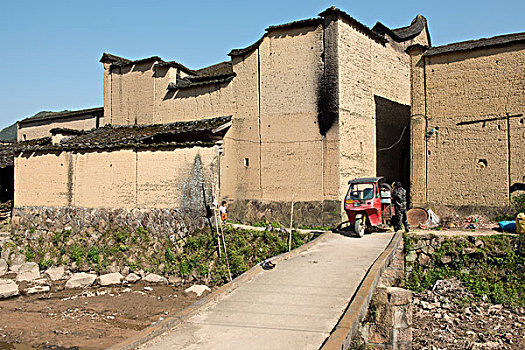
[[405, 234, 525, 306]]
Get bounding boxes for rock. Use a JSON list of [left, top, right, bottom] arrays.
[[106, 265, 120, 274], [142, 273, 168, 285], [44, 266, 65, 281], [440, 254, 452, 264], [184, 284, 211, 297], [405, 251, 417, 263], [65, 273, 97, 289], [0, 279, 19, 298], [168, 275, 182, 285], [125, 273, 140, 283], [422, 245, 435, 255], [27, 285, 50, 294], [9, 254, 25, 272], [16, 262, 40, 282], [462, 247, 477, 255], [98, 272, 123, 286], [121, 266, 130, 276], [144, 286, 153, 291], [418, 253, 431, 266], [0, 258, 7, 276], [0, 246, 11, 261], [474, 239, 485, 248]]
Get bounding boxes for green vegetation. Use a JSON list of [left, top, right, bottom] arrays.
[[494, 193, 525, 221], [0, 122, 17, 141], [405, 234, 525, 307], [13, 224, 315, 284]]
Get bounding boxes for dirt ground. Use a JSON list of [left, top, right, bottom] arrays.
[[0, 282, 210, 350], [412, 278, 525, 350]]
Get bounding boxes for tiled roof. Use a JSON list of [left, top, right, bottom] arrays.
[[266, 18, 323, 31], [155, 61, 198, 75], [194, 61, 233, 78], [17, 116, 232, 153], [19, 107, 103, 125], [0, 138, 51, 168], [373, 15, 430, 45], [230, 6, 386, 57], [319, 7, 386, 44], [168, 74, 235, 90], [99, 52, 132, 65], [423, 32, 525, 56]]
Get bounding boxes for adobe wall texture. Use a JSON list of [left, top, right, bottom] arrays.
[[410, 43, 525, 207], [14, 146, 218, 210], [337, 17, 412, 204], [106, 61, 156, 125], [17, 115, 100, 141], [155, 69, 234, 124]]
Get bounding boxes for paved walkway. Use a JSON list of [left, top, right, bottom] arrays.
[[139, 232, 394, 350]]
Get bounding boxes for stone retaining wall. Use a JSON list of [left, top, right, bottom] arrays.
[[358, 233, 413, 350], [11, 206, 207, 239], [228, 199, 341, 227]]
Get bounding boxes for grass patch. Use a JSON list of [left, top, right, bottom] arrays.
[[405, 234, 525, 306]]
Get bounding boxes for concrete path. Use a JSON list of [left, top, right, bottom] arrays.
[[139, 232, 394, 350]]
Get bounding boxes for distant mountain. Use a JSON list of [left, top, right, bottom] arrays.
[[0, 123, 16, 141], [0, 110, 69, 142]]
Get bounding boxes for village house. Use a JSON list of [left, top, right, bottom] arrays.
[[11, 6, 430, 234], [408, 33, 525, 209], [17, 108, 104, 142]]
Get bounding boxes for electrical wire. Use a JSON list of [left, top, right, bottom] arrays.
[[377, 123, 408, 152]]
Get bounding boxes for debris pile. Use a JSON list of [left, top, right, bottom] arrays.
[[413, 278, 525, 350], [437, 214, 496, 230]]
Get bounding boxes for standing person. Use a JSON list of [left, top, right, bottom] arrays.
[[219, 201, 228, 224], [392, 182, 409, 232]]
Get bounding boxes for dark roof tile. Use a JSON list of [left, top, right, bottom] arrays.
[[424, 32, 525, 56], [373, 15, 430, 45], [18, 116, 232, 153], [20, 107, 103, 125], [319, 6, 386, 44]]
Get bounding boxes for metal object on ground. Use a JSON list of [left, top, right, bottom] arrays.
[[407, 207, 428, 226]]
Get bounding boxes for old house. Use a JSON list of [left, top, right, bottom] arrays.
[[408, 33, 525, 209], [12, 7, 430, 234], [17, 107, 103, 141]]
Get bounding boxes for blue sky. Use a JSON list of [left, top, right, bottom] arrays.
[[1, 0, 524, 128]]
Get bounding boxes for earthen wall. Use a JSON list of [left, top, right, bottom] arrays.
[[14, 146, 219, 210], [17, 116, 101, 141], [415, 43, 525, 206], [338, 19, 411, 201]]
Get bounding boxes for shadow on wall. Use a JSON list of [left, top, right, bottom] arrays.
[[374, 95, 410, 188], [163, 82, 225, 101]]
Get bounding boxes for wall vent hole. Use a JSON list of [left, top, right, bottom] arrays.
[[476, 159, 488, 169], [244, 158, 249, 167]]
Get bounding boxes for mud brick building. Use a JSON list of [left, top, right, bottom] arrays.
[[11, 6, 524, 234], [17, 108, 103, 142], [408, 34, 525, 208], [93, 7, 427, 226]]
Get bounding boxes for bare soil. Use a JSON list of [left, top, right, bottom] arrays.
[[0, 283, 209, 350], [413, 279, 525, 350]]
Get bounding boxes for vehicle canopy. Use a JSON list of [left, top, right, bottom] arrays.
[[348, 177, 384, 185]]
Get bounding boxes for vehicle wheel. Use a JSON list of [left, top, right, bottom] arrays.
[[354, 217, 365, 238]]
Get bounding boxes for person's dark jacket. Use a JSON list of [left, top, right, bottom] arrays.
[[392, 187, 407, 211]]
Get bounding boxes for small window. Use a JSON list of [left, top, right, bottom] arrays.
[[244, 158, 249, 167], [23, 134, 27, 141]]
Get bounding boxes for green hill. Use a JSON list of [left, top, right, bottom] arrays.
[[0, 123, 17, 141], [0, 110, 69, 142]]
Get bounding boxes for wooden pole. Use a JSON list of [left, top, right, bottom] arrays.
[[289, 193, 294, 252]]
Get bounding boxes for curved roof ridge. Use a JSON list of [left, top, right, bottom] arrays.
[[373, 14, 430, 46]]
